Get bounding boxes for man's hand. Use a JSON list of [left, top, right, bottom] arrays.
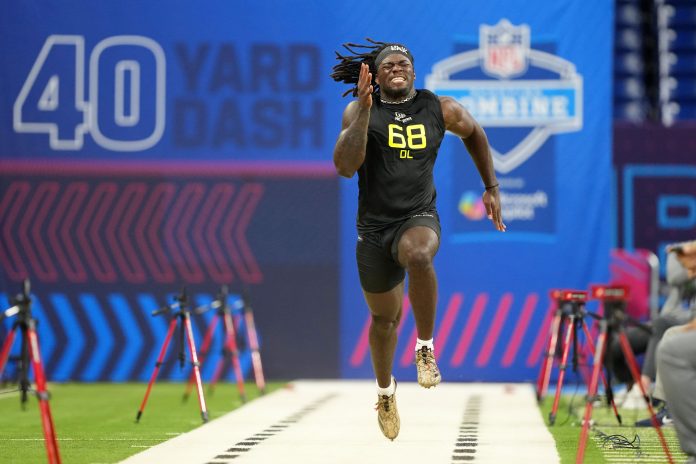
[[483, 188, 506, 232], [357, 63, 373, 110]]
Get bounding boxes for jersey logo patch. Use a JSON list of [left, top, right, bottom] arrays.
[[394, 112, 412, 124]]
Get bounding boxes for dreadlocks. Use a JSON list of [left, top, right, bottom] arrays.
[[330, 38, 389, 97]]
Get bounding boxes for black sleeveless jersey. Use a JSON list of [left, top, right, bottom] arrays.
[[357, 89, 446, 233]]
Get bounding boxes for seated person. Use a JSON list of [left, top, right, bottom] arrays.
[[640, 252, 695, 393], [604, 250, 695, 425], [656, 240, 696, 463]]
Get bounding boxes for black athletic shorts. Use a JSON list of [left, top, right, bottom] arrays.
[[356, 210, 441, 293]]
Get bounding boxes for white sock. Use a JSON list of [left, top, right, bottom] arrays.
[[376, 376, 396, 396], [415, 338, 434, 352]]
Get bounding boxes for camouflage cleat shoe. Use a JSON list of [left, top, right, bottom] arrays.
[[375, 383, 400, 440], [415, 346, 441, 388]]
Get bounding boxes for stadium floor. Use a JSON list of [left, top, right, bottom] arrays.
[[120, 380, 559, 464]]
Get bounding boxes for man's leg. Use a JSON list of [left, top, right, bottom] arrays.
[[643, 313, 691, 391], [363, 282, 405, 388], [656, 328, 696, 458], [396, 225, 441, 387], [653, 325, 685, 402], [397, 226, 439, 338], [363, 283, 404, 440], [636, 325, 683, 427]]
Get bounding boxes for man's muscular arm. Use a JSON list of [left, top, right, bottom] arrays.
[[440, 95, 506, 232], [333, 63, 373, 178]]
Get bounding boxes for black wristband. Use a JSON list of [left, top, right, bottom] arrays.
[[485, 183, 499, 190]]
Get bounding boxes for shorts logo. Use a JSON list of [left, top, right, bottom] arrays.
[[425, 19, 583, 174]]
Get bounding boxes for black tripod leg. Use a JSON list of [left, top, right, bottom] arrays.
[[581, 320, 621, 425], [20, 324, 30, 408]]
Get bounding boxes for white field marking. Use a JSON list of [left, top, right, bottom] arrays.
[[119, 380, 560, 464]]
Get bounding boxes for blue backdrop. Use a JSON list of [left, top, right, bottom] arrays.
[[337, 2, 613, 381], [0, 0, 613, 381]]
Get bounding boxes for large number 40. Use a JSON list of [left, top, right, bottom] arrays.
[[13, 35, 166, 151]]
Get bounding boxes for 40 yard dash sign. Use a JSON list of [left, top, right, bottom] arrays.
[[13, 35, 166, 151]]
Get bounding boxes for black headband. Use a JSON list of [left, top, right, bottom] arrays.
[[374, 44, 414, 68]]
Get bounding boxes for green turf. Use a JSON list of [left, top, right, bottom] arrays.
[[0, 382, 284, 464], [539, 393, 688, 463]]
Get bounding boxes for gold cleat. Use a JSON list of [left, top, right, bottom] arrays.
[[375, 381, 400, 440], [415, 346, 441, 388]]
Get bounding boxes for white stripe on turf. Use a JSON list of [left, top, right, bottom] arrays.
[[119, 381, 560, 464]]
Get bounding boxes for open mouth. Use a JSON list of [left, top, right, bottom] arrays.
[[391, 77, 406, 84]]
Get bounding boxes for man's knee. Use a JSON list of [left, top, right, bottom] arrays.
[[371, 314, 399, 333], [400, 247, 434, 271]]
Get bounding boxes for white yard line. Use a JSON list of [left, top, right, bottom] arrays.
[[120, 380, 560, 464]]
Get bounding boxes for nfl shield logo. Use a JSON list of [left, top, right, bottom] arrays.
[[480, 19, 530, 79]]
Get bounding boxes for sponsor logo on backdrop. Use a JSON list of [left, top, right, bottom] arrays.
[[458, 191, 486, 220], [427, 19, 583, 233], [426, 19, 583, 174]]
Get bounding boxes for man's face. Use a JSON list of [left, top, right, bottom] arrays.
[[375, 53, 415, 99]]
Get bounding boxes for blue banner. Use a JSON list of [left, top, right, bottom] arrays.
[[337, 2, 614, 381], [0, 0, 613, 382]]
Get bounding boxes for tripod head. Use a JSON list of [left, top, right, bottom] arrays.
[[152, 287, 190, 317], [194, 285, 245, 316], [194, 285, 230, 315], [550, 289, 588, 317], [590, 284, 631, 330], [2, 279, 32, 322]]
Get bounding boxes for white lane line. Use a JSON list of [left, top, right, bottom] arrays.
[[120, 381, 560, 464]]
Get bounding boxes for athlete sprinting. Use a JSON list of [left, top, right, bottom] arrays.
[[331, 39, 505, 440]]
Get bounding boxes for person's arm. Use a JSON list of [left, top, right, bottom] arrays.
[[439, 96, 505, 231], [333, 63, 373, 178]]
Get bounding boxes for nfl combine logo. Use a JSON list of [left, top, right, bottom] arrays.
[[426, 19, 583, 174], [481, 19, 530, 79]]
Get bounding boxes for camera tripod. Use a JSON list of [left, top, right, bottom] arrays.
[[536, 290, 621, 426], [0, 279, 61, 464], [576, 285, 674, 464], [136, 288, 208, 423], [183, 285, 247, 403], [184, 287, 266, 400]]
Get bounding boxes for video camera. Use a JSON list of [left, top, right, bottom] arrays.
[[590, 284, 629, 325]]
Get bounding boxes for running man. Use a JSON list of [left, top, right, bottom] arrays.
[[331, 39, 505, 440]]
